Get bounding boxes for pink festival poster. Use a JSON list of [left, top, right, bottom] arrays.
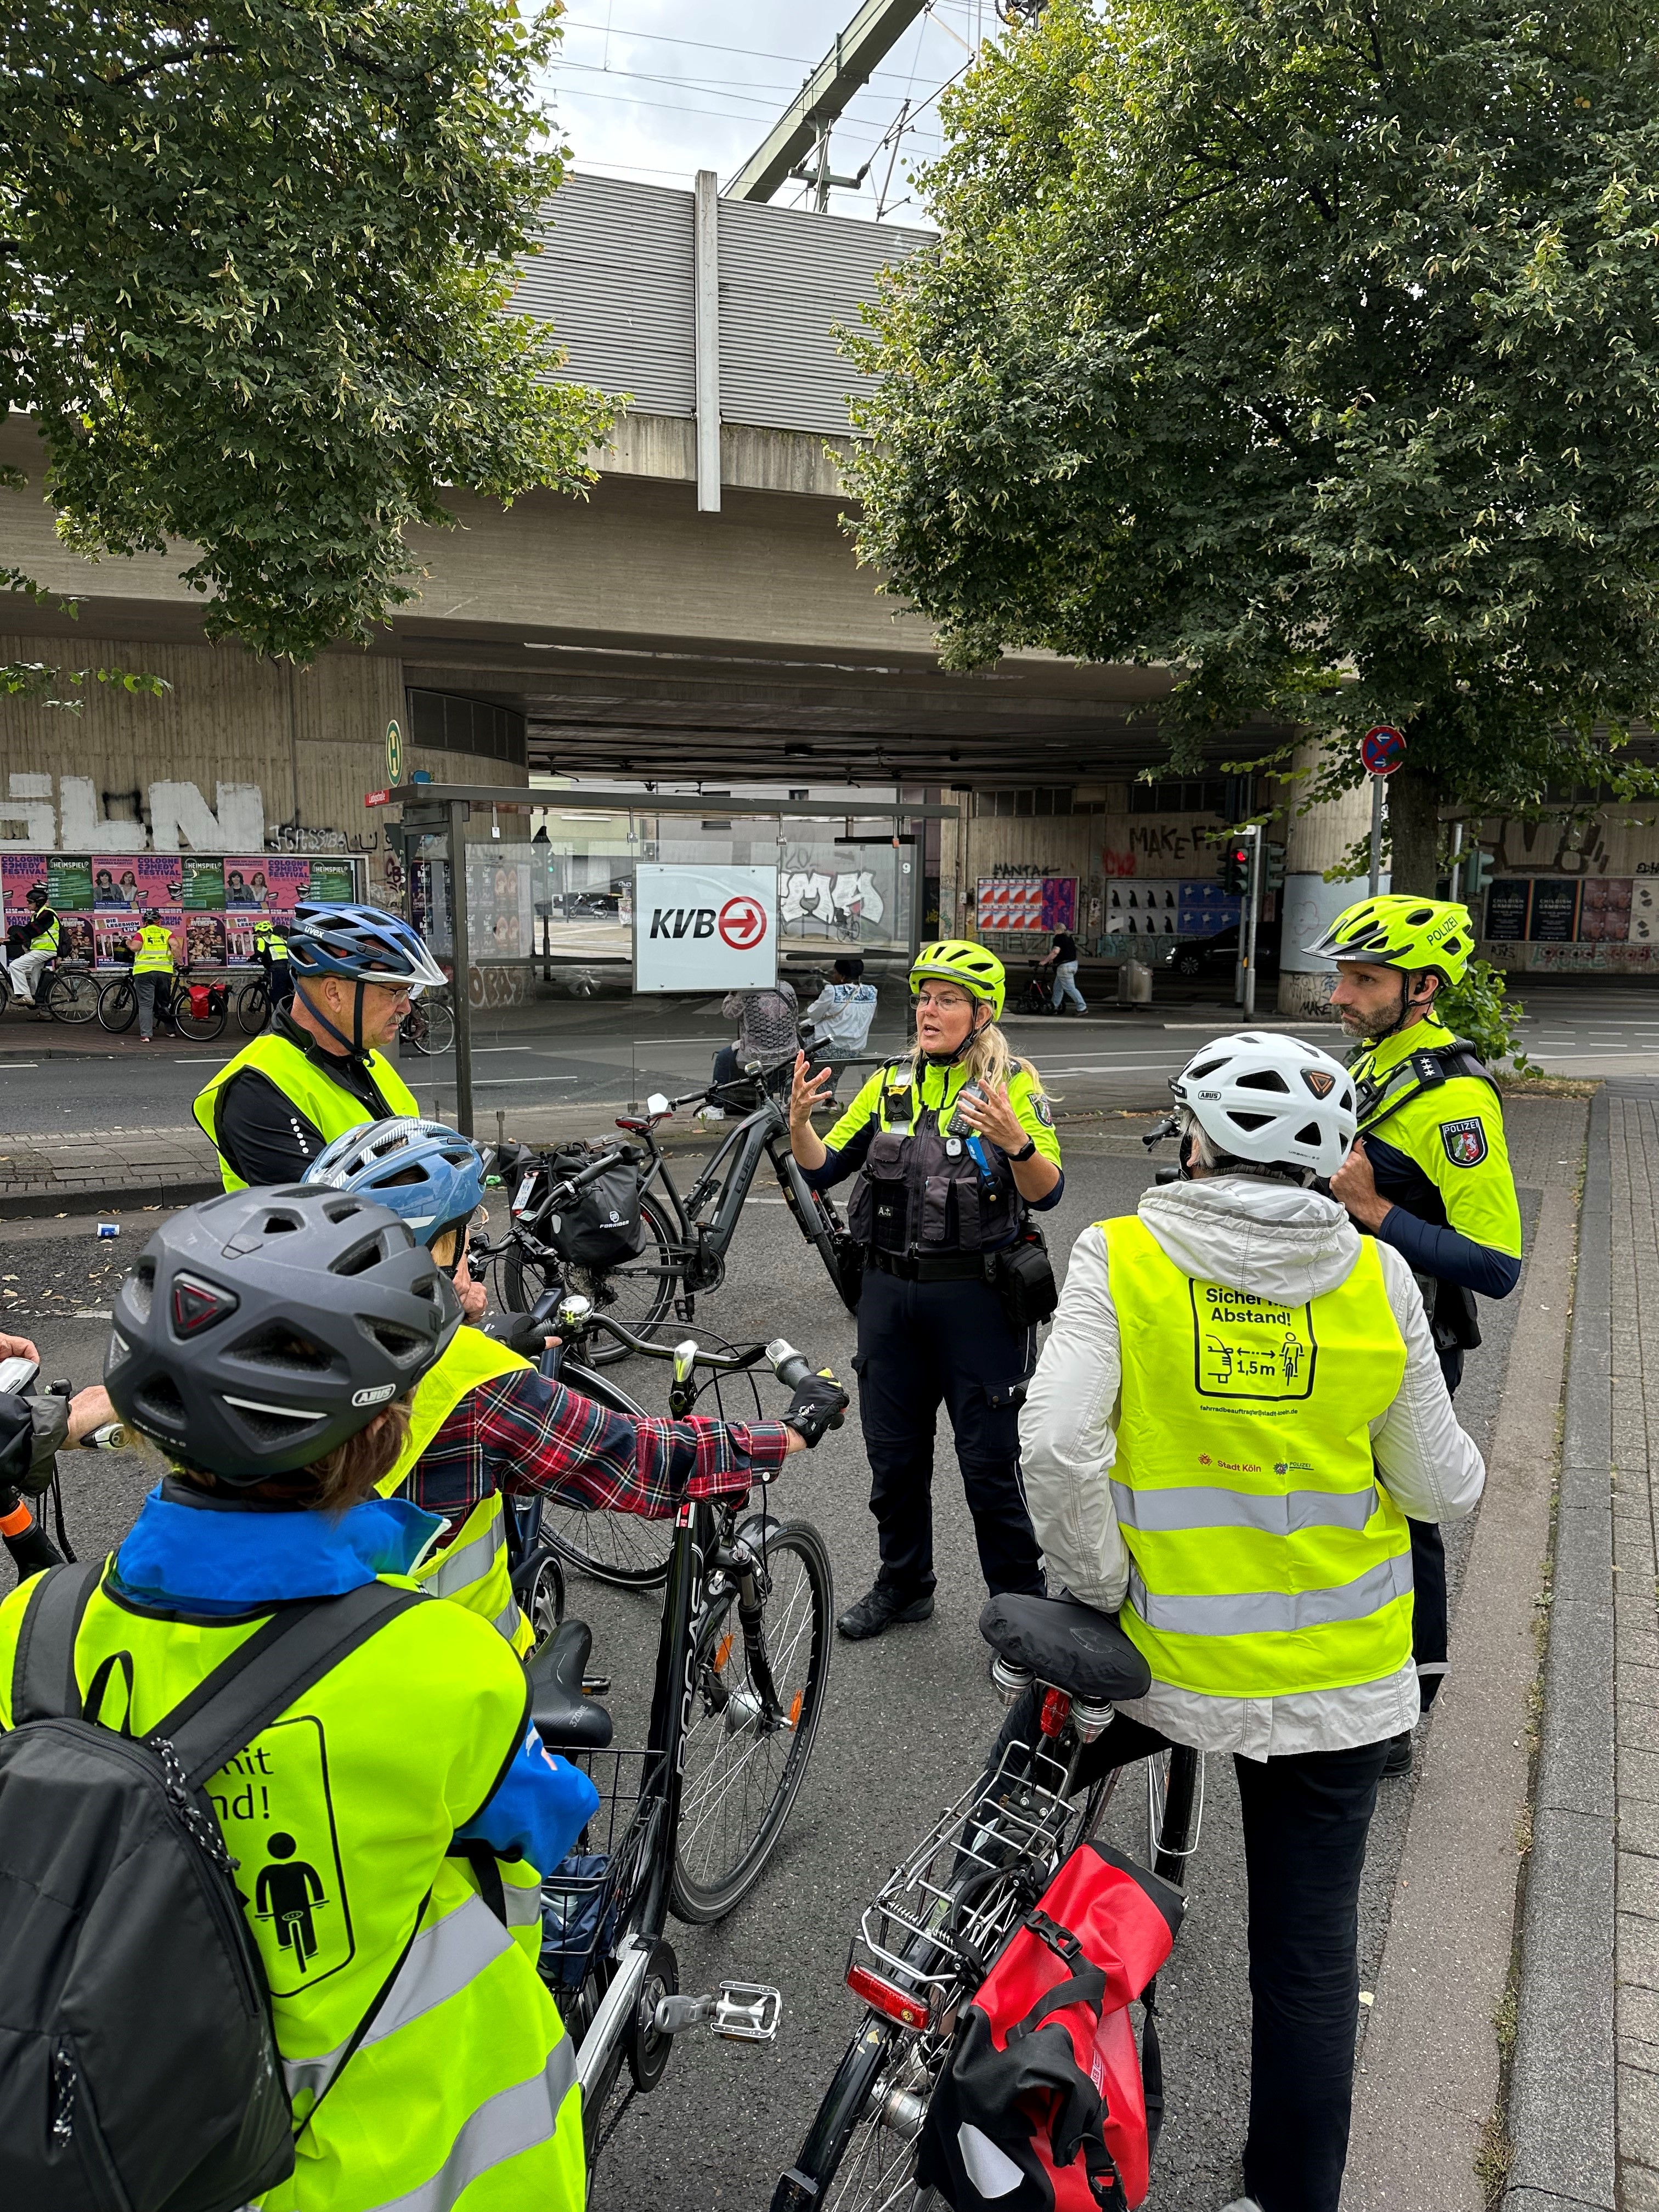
[[223, 855, 311, 960]]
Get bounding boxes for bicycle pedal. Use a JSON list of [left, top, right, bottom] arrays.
[[581, 1674, 611, 1696], [712, 1982, 782, 2042]]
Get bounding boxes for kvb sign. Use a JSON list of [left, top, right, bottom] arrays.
[[634, 865, 778, 993]]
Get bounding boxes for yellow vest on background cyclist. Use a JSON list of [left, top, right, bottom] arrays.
[[0, 1187, 595, 2212], [1018, 1031, 1485, 2212], [132, 916, 176, 974], [194, 903, 442, 1190]]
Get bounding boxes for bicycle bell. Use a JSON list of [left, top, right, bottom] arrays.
[[556, 1291, 594, 1333]]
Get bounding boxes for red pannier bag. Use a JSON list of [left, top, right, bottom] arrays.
[[916, 1839, 1184, 2211], [188, 982, 213, 1018]]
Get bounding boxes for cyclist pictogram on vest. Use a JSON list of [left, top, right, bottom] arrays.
[[215, 1713, 354, 1993], [1192, 1282, 1317, 1402]]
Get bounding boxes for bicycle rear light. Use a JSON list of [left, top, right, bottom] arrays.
[[1039, 1686, 1072, 1739], [845, 1962, 929, 2031]]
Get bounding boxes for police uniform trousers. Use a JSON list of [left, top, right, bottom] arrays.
[[853, 1263, 1044, 1600], [1406, 1343, 1462, 1710]]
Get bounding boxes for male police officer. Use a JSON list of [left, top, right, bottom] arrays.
[[1306, 894, 1522, 1774], [194, 902, 440, 1188]]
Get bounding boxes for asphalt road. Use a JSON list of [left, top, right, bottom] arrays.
[[8, 973, 1655, 1144], [0, 1126, 1545, 2212]]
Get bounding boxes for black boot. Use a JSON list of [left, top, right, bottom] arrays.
[[1382, 1730, 1413, 1778], [836, 1583, 935, 1641]]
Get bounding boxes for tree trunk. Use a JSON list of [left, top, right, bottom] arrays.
[[1385, 766, 1443, 895]]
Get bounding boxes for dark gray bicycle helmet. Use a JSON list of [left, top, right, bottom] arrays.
[[105, 1187, 461, 1484]]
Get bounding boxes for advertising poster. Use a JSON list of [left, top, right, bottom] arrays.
[[1527, 881, 1581, 942], [180, 857, 227, 910], [467, 850, 534, 960], [223, 855, 309, 960], [1632, 882, 1659, 946], [1483, 881, 1531, 942], [975, 877, 1079, 936], [308, 860, 355, 905], [2, 852, 364, 965], [2, 854, 47, 934], [47, 858, 94, 910], [1578, 876, 1633, 944]]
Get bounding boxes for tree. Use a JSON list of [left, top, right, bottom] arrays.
[[2, 1, 613, 674], [845, 0, 1659, 888]]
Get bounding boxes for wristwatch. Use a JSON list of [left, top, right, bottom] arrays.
[[1009, 1137, 1037, 1163]]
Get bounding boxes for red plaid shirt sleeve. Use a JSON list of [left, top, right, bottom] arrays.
[[405, 1367, 794, 1526]]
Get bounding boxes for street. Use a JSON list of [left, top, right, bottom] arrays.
[[3, 978, 1656, 1144], [0, 1101, 1580, 2211]]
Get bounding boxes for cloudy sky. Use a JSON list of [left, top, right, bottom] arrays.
[[540, 0, 994, 222]]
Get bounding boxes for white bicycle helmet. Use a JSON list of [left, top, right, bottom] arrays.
[[1168, 1031, 1357, 1180]]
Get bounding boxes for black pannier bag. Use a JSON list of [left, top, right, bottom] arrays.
[[544, 1147, 647, 1269]]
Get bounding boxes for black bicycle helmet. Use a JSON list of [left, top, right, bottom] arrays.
[[106, 1187, 460, 1485]]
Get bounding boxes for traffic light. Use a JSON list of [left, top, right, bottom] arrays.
[[1463, 846, 1494, 904], [1221, 838, 1252, 896], [1265, 843, 1286, 891]]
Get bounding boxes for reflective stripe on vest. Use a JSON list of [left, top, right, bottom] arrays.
[[53, 1568, 584, 2212], [132, 923, 175, 975], [1102, 1213, 1412, 1700], [192, 1031, 420, 1190], [380, 1328, 536, 1654]]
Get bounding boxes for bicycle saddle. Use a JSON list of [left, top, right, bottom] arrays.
[[526, 1617, 614, 1752], [979, 1593, 1152, 1704]]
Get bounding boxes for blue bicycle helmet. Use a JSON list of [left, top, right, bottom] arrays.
[[286, 904, 448, 990], [304, 1119, 485, 1249]]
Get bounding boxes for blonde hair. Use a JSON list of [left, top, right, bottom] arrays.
[[897, 1009, 1045, 1098]]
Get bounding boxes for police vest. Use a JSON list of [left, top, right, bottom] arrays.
[[1350, 1028, 1499, 1139], [255, 918, 289, 960], [193, 1032, 420, 1192], [379, 1327, 537, 1656], [28, 906, 59, 955], [0, 1563, 584, 2212], [133, 922, 176, 975], [1102, 1215, 1413, 1701], [846, 1065, 1025, 1256]]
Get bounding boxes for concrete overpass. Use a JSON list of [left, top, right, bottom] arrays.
[[1, 171, 1198, 802]]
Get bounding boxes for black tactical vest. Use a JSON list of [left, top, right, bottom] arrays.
[[846, 1073, 1025, 1256]]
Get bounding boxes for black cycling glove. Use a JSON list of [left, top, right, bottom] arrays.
[[0, 1390, 67, 1494], [783, 1371, 849, 1449]]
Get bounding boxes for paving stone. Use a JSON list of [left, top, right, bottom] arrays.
[[1619, 2163, 1659, 2212]]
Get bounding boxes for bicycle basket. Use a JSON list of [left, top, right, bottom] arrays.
[[545, 1152, 646, 1269], [538, 1747, 657, 1990]]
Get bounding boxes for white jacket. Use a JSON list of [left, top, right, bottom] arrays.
[[1019, 1175, 1487, 1759]]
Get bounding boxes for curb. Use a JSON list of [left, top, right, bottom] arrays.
[[0, 1180, 224, 1221], [1502, 1085, 1617, 2211]]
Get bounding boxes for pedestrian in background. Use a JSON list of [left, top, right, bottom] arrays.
[[703, 978, 799, 1118], [131, 907, 176, 1042], [800, 956, 879, 1106], [1037, 924, 1087, 1014]]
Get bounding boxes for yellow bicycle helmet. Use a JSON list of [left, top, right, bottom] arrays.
[[1304, 895, 1474, 986], [909, 939, 1007, 1021]]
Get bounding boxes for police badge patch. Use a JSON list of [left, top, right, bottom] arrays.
[[1032, 1094, 1055, 1127], [1440, 1116, 1488, 1167]]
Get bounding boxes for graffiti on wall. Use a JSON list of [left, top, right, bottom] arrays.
[[1101, 821, 1228, 879], [1, 774, 381, 856], [779, 869, 886, 932]]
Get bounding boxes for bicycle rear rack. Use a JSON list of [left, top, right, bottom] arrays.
[[854, 1739, 1077, 2008]]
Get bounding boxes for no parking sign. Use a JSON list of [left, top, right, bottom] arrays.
[[633, 865, 778, 992]]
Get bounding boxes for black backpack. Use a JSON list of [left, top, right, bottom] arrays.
[[0, 1562, 418, 2212]]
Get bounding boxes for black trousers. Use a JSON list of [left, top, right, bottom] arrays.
[[1408, 1341, 1463, 1712], [853, 1267, 1043, 1599], [1069, 1712, 1389, 2212]]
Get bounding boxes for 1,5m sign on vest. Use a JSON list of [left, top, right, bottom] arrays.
[[633, 864, 778, 992]]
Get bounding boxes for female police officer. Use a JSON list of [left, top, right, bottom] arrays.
[[789, 939, 1064, 1639]]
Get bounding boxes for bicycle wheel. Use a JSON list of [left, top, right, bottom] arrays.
[[97, 978, 137, 1035], [502, 1190, 682, 1369], [46, 969, 98, 1025], [513, 1544, 566, 1649], [537, 1356, 674, 1589], [1147, 1741, 1204, 1884], [404, 995, 454, 1056], [173, 992, 227, 1043], [235, 978, 270, 1035], [670, 1516, 833, 1923]]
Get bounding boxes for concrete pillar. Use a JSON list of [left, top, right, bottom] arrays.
[[1277, 742, 1378, 1017], [693, 171, 721, 515]]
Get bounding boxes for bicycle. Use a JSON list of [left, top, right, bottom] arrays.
[[98, 963, 229, 1042], [771, 1594, 1201, 2212], [0, 956, 99, 1025], [517, 1304, 836, 2171], [402, 989, 455, 1057], [493, 1074, 862, 1366]]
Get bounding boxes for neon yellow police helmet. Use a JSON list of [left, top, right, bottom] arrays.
[[909, 940, 1007, 1022], [1304, 895, 1474, 987]]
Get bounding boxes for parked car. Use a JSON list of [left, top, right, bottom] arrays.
[[1163, 923, 1280, 980]]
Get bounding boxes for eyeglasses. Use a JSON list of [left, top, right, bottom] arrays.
[[915, 991, 970, 1011]]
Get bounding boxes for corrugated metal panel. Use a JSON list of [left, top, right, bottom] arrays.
[[512, 173, 696, 417], [718, 199, 929, 435]]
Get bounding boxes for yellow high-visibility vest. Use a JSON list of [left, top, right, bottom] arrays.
[[379, 1327, 538, 1658], [133, 923, 176, 975], [1102, 1214, 1412, 1700], [0, 1563, 584, 2212], [193, 1033, 420, 1192]]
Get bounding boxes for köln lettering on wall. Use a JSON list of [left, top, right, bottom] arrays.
[[634, 865, 777, 993], [2, 774, 266, 853]]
